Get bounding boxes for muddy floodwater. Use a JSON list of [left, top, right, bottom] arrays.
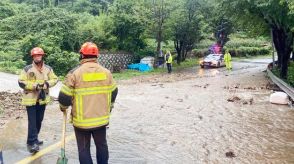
[[0, 59, 293, 163]]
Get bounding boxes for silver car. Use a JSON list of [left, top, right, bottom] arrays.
[[199, 54, 225, 68]]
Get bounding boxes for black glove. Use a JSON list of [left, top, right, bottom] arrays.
[[44, 81, 49, 89], [36, 83, 44, 91], [38, 89, 46, 101]]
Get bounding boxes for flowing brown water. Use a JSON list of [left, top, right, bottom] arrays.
[[0, 59, 293, 163]]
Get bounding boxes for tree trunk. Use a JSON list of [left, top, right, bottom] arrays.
[[48, 0, 52, 7], [174, 40, 182, 64], [55, 0, 59, 6], [156, 16, 164, 56], [156, 29, 162, 55], [272, 26, 293, 79]]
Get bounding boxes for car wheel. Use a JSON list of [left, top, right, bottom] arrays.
[[201, 65, 204, 68]]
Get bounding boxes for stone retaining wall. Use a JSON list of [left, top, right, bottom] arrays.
[[98, 53, 133, 72]]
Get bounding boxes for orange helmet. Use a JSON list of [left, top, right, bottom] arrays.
[[30, 47, 45, 56], [79, 42, 99, 56]]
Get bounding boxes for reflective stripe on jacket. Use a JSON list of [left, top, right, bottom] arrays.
[[18, 62, 58, 106], [59, 59, 117, 129]]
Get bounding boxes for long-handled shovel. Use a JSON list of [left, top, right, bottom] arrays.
[[57, 110, 68, 164], [0, 145, 3, 164]]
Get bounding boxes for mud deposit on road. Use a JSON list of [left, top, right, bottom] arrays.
[[0, 92, 24, 129]]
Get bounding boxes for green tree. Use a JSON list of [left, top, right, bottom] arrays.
[[221, 0, 294, 79], [0, 8, 80, 75], [0, 1, 16, 20], [167, 0, 204, 64], [77, 13, 116, 50], [109, 0, 148, 52], [144, 0, 177, 54]]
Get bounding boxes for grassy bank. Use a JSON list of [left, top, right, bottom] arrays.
[[0, 58, 198, 81], [113, 58, 198, 80], [272, 61, 294, 87], [232, 54, 272, 61]]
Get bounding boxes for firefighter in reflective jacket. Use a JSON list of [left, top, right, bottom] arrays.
[[18, 47, 58, 154], [58, 42, 118, 164], [224, 50, 232, 70]]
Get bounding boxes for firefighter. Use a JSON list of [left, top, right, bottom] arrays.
[[58, 42, 118, 164], [18, 47, 58, 154], [224, 50, 232, 70], [165, 51, 173, 73]]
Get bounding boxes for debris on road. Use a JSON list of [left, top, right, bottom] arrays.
[[269, 92, 289, 105], [266, 82, 281, 91], [225, 151, 236, 158], [203, 84, 209, 88], [227, 96, 254, 105], [227, 96, 241, 102], [0, 91, 25, 128], [192, 84, 210, 88]]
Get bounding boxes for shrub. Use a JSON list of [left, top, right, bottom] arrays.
[[46, 51, 80, 76], [272, 62, 294, 87], [193, 35, 271, 57], [287, 62, 294, 86], [0, 51, 25, 73]]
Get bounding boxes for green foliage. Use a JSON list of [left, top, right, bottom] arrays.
[[46, 51, 80, 76], [110, 0, 148, 52], [2, 0, 288, 78], [0, 51, 25, 73], [0, 8, 80, 75], [287, 62, 294, 86], [0, 1, 16, 20], [143, 0, 178, 52], [220, 0, 294, 78], [193, 34, 271, 57], [195, 39, 215, 49], [77, 13, 117, 50], [226, 47, 270, 57], [167, 0, 205, 63], [0, 8, 79, 50], [273, 62, 294, 87], [113, 57, 198, 80], [225, 37, 269, 48]]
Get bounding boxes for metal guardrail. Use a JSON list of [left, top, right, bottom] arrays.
[[267, 67, 294, 100]]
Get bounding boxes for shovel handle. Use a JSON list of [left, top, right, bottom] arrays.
[[61, 110, 67, 150]]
